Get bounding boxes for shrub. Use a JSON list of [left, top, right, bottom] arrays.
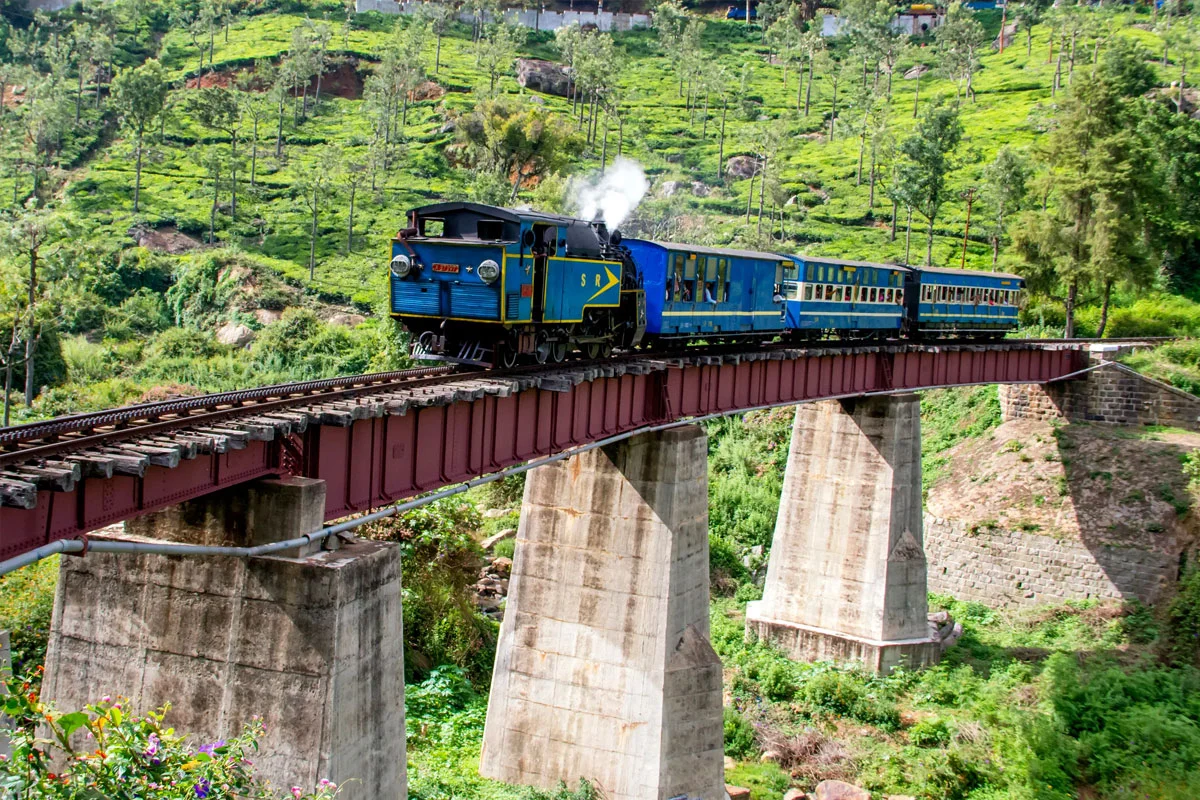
[[909, 717, 953, 747], [1162, 568, 1200, 667], [724, 706, 757, 759], [0, 557, 57, 679], [801, 670, 902, 730], [0, 674, 339, 800]]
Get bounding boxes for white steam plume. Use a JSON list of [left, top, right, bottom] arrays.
[[567, 158, 649, 230]]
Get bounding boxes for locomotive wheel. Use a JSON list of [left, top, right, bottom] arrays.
[[551, 339, 568, 363], [498, 346, 518, 369], [534, 331, 551, 364], [585, 341, 602, 359]]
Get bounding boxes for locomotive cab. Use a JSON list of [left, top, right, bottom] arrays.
[[390, 202, 642, 366]]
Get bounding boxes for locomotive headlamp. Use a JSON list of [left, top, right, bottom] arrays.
[[390, 254, 412, 278], [478, 259, 501, 284]]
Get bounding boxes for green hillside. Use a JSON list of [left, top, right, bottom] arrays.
[[0, 0, 1198, 419]]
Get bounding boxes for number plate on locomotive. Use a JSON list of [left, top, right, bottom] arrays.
[[432, 263, 460, 273]]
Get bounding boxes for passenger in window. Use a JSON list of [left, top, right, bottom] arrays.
[[704, 282, 716, 304]]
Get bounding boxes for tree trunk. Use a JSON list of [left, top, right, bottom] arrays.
[[23, 246, 37, 406], [856, 130, 864, 185], [1096, 280, 1112, 338], [1068, 30, 1077, 84], [76, 66, 84, 125], [1052, 39, 1063, 96], [133, 128, 144, 213], [1027, 24, 1033, 57], [913, 69, 920, 118], [718, 99, 727, 182], [797, 65, 804, 111], [309, 189, 319, 280], [210, 169, 219, 243], [250, 118, 259, 186], [347, 183, 356, 252], [276, 95, 286, 157], [229, 134, 238, 220], [746, 168, 755, 222], [890, 199, 898, 241], [905, 206, 912, 262], [618, 114, 624, 158], [868, 148, 876, 209], [702, 92, 710, 137], [925, 214, 934, 265], [828, 80, 837, 139], [1179, 58, 1187, 114], [991, 235, 999, 268], [805, 58, 814, 115], [757, 155, 766, 234], [3, 351, 12, 427], [600, 111, 609, 173], [1064, 278, 1077, 338], [435, 33, 443, 74]]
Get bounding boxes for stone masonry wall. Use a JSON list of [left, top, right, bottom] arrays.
[[924, 515, 1179, 608], [1000, 349, 1200, 431]]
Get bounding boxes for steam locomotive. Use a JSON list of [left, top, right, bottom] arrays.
[[389, 202, 1023, 366]]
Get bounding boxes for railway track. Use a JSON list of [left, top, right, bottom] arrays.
[[0, 336, 1165, 509]]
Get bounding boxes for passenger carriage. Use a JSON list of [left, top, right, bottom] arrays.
[[621, 239, 793, 342], [781, 256, 909, 339], [907, 266, 1023, 339]]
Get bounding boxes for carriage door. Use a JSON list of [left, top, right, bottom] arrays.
[[529, 223, 555, 323]]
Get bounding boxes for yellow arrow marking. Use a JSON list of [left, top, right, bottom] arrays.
[[586, 267, 619, 302]]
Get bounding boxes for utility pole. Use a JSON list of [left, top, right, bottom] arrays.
[[960, 186, 978, 270]]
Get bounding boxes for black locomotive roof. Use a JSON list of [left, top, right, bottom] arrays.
[[410, 202, 583, 227]]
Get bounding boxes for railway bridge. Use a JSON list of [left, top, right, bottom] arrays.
[[0, 340, 1097, 800]]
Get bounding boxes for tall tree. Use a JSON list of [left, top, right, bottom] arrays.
[[980, 146, 1029, 268], [1013, 75, 1155, 338], [1, 203, 61, 410], [457, 97, 579, 201], [896, 102, 963, 265], [189, 86, 243, 219], [294, 148, 338, 280], [341, 157, 367, 252], [478, 21, 524, 93], [110, 59, 168, 214], [936, 2, 986, 102]]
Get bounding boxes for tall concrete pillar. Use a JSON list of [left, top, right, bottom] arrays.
[[41, 477, 406, 800], [481, 426, 725, 800], [746, 395, 941, 673]]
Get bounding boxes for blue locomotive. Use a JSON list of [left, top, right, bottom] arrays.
[[389, 202, 1023, 365]]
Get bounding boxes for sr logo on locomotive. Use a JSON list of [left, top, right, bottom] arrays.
[[389, 202, 1024, 367]]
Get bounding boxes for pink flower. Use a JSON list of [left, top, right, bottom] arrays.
[[291, 787, 303, 798]]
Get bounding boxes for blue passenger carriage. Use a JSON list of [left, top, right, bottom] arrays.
[[907, 266, 1023, 339], [622, 239, 793, 342], [390, 202, 645, 365], [782, 256, 909, 339]]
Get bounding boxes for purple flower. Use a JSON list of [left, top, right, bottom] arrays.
[[198, 740, 226, 756], [194, 779, 211, 798], [144, 734, 159, 758]]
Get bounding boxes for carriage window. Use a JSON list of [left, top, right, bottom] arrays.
[[683, 255, 698, 302], [835, 286, 845, 302], [717, 259, 728, 303], [897, 289, 904, 304], [804, 284, 813, 300], [703, 257, 718, 303], [806, 265, 814, 281], [672, 254, 685, 302], [421, 218, 445, 237]]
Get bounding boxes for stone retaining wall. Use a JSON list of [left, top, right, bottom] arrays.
[[1000, 348, 1200, 431], [356, 0, 651, 31], [924, 515, 1180, 608]]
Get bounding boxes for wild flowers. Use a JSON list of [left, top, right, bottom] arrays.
[[0, 670, 341, 799]]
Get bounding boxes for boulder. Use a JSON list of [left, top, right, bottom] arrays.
[[490, 556, 513, 579], [659, 180, 682, 197], [329, 313, 366, 328], [439, 120, 457, 134], [903, 63, 929, 80], [724, 756, 736, 771], [725, 786, 751, 800], [515, 58, 574, 97], [886, 796, 917, 800], [726, 155, 759, 180], [481, 528, 517, 550], [760, 749, 781, 764], [254, 308, 283, 325], [783, 791, 809, 800], [129, 224, 203, 255], [215, 322, 255, 348], [815, 781, 870, 800], [691, 181, 711, 197]]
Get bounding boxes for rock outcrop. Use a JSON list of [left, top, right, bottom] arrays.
[[515, 58, 574, 97]]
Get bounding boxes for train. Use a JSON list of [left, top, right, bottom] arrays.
[[388, 202, 1023, 366]]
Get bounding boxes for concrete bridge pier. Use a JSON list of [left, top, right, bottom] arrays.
[[40, 477, 406, 800], [746, 395, 942, 674], [481, 426, 726, 800]]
